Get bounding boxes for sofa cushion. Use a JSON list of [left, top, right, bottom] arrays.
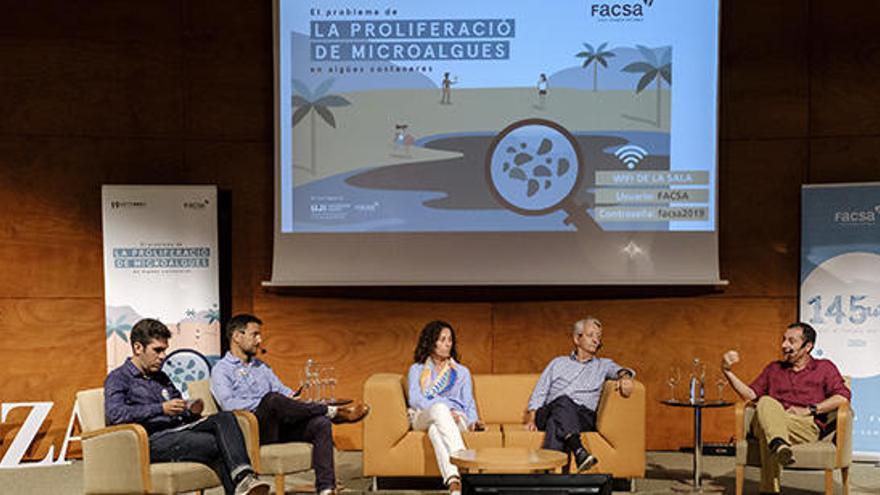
[[473, 375, 539, 424], [260, 442, 313, 475], [151, 462, 221, 494]]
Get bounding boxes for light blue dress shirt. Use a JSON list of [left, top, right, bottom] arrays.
[[407, 361, 479, 425], [210, 352, 293, 411], [527, 353, 634, 412]]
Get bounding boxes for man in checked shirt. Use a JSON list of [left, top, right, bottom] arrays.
[[524, 316, 635, 472]]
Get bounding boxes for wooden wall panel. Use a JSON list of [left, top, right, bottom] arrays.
[[717, 139, 807, 297], [0, 298, 104, 460], [720, 0, 809, 139], [0, 137, 185, 298], [0, 38, 183, 136], [183, 0, 273, 139], [0, 1, 182, 41], [810, 137, 880, 184], [810, 1, 880, 136]]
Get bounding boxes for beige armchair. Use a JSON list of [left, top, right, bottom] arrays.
[[187, 380, 313, 495], [77, 387, 222, 494], [734, 400, 852, 495]]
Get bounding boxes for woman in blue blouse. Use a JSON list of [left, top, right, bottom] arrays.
[[407, 320, 484, 495]]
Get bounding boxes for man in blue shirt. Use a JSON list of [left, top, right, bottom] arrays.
[[525, 317, 635, 472], [104, 318, 270, 495], [211, 314, 369, 495]]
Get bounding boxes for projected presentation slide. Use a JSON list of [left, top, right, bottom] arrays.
[[277, 0, 718, 233]]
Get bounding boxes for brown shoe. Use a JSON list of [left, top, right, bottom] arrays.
[[332, 403, 370, 424]]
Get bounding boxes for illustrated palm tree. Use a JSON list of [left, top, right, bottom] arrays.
[[622, 45, 672, 127], [106, 315, 131, 342], [292, 78, 351, 175], [575, 42, 616, 92]]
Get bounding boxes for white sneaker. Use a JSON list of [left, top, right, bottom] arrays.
[[235, 473, 270, 495], [448, 478, 462, 495]]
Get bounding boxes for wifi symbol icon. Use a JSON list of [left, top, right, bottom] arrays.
[[614, 144, 648, 170]]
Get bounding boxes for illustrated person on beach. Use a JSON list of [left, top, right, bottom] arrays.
[[440, 72, 457, 105], [391, 124, 415, 157], [537, 73, 549, 109]]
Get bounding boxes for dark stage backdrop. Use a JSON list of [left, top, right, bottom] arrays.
[[1, 0, 879, 459]]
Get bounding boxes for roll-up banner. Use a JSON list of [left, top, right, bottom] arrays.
[[800, 182, 880, 459], [102, 185, 220, 396]]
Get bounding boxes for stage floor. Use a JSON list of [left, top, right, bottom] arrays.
[[1, 451, 877, 494]]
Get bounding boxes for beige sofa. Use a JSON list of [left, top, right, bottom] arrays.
[[363, 373, 645, 480]]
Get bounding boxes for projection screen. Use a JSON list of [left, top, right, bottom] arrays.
[[270, 0, 722, 285]]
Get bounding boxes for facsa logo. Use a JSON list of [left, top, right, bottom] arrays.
[[833, 207, 877, 225], [183, 199, 209, 210], [591, 0, 653, 20]]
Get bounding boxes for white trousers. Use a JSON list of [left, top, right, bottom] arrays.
[[410, 403, 467, 483]]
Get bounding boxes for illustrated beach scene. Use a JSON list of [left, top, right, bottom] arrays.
[[289, 42, 673, 233]]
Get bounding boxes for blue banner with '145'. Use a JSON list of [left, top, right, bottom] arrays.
[[801, 183, 880, 458]]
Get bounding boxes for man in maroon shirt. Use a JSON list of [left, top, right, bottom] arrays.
[[721, 322, 850, 494]]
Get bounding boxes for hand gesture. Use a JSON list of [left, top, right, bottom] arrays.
[[187, 398, 204, 416], [468, 420, 486, 432], [616, 377, 634, 398], [722, 350, 740, 371], [162, 398, 186, 416], [523, 409, 537, 431]]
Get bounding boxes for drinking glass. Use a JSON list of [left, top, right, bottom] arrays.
[[715, 375, 728, 401], [667, 366, 681, 401], [326, 366, 337, 402], [311, 365, 323, 403], [299, 370, 311, 402]]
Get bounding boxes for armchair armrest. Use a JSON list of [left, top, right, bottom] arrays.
[[735, 401, 750, 442], [595, 379, 645, 452], [835, 402, 852, 467], [363, 373, 410, 450], [81, 423, 152, 494], [233, 410, 263, 472]]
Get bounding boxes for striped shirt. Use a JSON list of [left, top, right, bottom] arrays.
[[528, 353, 634, 412]]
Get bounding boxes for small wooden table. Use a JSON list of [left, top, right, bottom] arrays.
[[450, 447, 568, 474]]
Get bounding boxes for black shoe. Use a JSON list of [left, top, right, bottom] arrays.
[[768, 437, 794, 467], [573, 447, 598, 472], [563, 433, 582, 452]]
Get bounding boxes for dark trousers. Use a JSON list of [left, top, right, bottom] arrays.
[[255, 392, 335, 492], [149, 411, 253, 495], [535, 395, 597, 453]]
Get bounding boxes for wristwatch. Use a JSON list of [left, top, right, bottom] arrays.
[[808, 404, 818, 416]]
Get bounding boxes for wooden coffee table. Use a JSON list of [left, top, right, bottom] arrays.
[[450, 447, 568, 474]]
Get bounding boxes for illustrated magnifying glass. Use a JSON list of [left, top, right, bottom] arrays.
[[162, 348, 211, 398], [485, 118, 592, 230]]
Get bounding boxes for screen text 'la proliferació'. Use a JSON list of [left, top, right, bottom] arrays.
[[310, 19, 515, 62]]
